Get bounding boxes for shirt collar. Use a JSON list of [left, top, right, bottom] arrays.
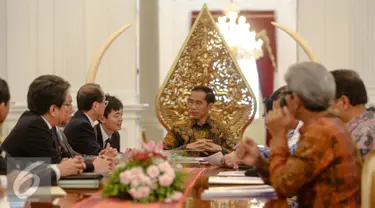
[[84, 113, 95, 128], [100, 124, 111, 147], [40, 116, 52, 129], [190, 117, 214, 127]]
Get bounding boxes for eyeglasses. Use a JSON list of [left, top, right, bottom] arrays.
[[62, 103, 73, 109], [104, 100, 109, 106]]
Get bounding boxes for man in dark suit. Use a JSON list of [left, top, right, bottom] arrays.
[[96, 94, 123, 152], [0, 77, 82, 187], [54, 99, 115, 173], [1, 75, 86, 181], [64, 83, 109, 156], [0, 78, 11, 175]]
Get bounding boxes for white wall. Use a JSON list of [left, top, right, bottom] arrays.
[[158, 0, 297, 144], [0, 0, 146, 149], [297, 0, 375, 105]]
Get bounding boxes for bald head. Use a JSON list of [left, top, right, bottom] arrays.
[[77, 83, 104, 112]]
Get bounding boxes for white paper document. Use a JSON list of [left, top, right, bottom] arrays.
[[201, 185, 275, 199], [209, 176, 265, 185], [203, 152, 224, 166], [217, 171, 246, 177]]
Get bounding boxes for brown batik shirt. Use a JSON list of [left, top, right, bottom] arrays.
[[257, 115, 362, 208], [162, 117, 235, 155]]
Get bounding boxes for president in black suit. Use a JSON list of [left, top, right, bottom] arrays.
[[96, 94, 123, 152], [64, 83, 107, 156], [1, 75, 86, 180]]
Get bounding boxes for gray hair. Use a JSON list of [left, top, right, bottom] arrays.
[[284, 62, 336, 111]]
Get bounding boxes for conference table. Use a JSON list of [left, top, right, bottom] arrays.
[[18, 163, 273, 208]]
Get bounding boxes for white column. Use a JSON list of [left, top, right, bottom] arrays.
[[0, 0, 7, 79], [0, 0, 145, 150], [298, 0, 375, 103], [139, 0, 165, 142]]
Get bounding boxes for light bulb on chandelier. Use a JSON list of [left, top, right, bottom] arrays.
[[216, 1, 264, 60]]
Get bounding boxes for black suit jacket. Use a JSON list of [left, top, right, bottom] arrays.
[[64, 111, 101, 155], [95, 124, 121, 152], [0, 148, 57, 186], [54, 127, 95, 172], [2, 111, 69, 164]]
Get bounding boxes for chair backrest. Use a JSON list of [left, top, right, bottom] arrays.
[[362, 151, 375, 208], [155, 4, 257, 143]]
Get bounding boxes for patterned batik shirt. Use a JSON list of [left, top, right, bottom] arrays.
[[257, 115, 362, 208], [163, 117, 235, 155], [347, 110, 375, 159]]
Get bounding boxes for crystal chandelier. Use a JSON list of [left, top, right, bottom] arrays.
[[216, 1, 264, 60]]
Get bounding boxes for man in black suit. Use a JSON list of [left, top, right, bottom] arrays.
[[64, 83, 109, 155], [54, 99, 115, 173], [0, 78, 10, 175], [96, 94, 123, 152], [1, 75, 86, 181], [0, 77, 83, 187]]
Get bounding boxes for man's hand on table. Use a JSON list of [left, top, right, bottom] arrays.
[[57, 156, 86, 177], [234, 138, 261, 167], [221, 151, 236, 168], [99, 143, 118, 158], [93, 156, 114, 173], [186, 139, 222, 154]]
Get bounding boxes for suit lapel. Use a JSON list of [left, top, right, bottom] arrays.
[[50, 128, 62, 162], [95, 124, 104, 149]]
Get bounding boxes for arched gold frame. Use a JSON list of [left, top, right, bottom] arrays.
[[155, 4, 257, 140]]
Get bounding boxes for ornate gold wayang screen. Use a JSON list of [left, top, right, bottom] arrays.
[[155, 4, 257, 141]]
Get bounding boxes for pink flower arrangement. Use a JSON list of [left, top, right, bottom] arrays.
[[103, 141, 186, 203]]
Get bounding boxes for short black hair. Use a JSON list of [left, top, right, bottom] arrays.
[[263, 86, 287, 112], [104, 94, 123, 118], [0, 78, 10, 105], [27, 75, 70, 115], [270, 86, 287, 101], [77, 83, 104, 111], [331, 69, 368, 106], [191, 86, 216, 104]]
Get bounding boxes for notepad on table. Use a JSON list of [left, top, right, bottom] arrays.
[[58, 173, 103, 189], [201, 185, 275, 199], [208, 176, 264, 185], [217, 171, 246, 177]]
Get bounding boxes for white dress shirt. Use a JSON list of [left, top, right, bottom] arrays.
[[40, 116, 61, 180], [287, 120, 304, 149], [99, 124, 112, 148], [84, 113, 96, 128]]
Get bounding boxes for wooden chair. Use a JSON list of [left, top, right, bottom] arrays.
[[362, 151, 375, 208]]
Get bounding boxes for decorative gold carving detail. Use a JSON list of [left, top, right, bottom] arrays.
[[156, 4, 257, 141]]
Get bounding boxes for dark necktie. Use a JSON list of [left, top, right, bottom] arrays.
[[104, 138, 111, 148], [93, 126, 98, 140], [55, 127, 74, 157]]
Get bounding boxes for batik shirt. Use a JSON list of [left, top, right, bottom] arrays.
[[257, 115, 362, 208], [163, 117, 235, 155], [347, 110, 375, 159]]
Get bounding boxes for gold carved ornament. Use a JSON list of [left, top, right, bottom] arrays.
[[155, 4, 257, 142]]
